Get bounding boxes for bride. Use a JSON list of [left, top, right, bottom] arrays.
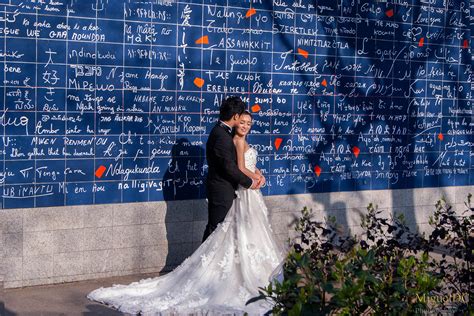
[[88, 110, 285, 315]]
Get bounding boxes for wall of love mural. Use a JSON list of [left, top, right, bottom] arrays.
[[0, 0, 471, 208]]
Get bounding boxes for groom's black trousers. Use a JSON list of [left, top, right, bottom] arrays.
[[202, 197, 234, 242]]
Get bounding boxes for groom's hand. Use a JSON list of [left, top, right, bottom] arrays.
[[250, 179, 260, 189], [257, 175, 266, 188], [250, 175, 264, 189]]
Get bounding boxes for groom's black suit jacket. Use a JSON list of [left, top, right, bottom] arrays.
[[206, 122, 253, 201]]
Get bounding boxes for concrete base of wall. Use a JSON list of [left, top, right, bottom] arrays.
[[0, 186, 471, 289]]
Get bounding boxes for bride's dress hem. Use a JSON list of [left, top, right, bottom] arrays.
[[87, 148, 284, 316]]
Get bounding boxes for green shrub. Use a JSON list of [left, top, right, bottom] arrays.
[[249, 194, 473, 315], [426, 194, 473, 314]]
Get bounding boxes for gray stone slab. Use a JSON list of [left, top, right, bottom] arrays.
[[270, 212, 298, 235], [348, 225, 366, 237], [330, 191, 373, 209], [0, 209, 23, 234], [453, 202, 470, 216], [51, 206, 84, 230], [139, 223, 167, 247], [163, 200, 194, 222], [264, 195, 291, 213], [368, 189, 392, 209], [23, 254, 54, 280], [5, 189, 471, 289], [112, 248, 141, 272], [140, 202, 167, 224], [46, 274, 85, 285], [326, 208, 358, 234], [275, 233, 290, 248], [391, 189, 415, 208], [112, 203, 142, 226], [391, 205, 420, 224], [454, 186, 473, 205], [440, 187, 456, 206], [0, 237, 3, 283], [4, 280, 23, 288], [164, 221, 194, 244], [413, 188, 453, 207], [23, 207, 83, 232], [139, 245, 168, 269], [52, 229, 84, 254], [23, 231, 54, 256], [3, 257, 22, 282], [392, 205, 438, 233], [83, 250, 114, 274], [0, 230, 3, 252], [21, 277, 56, 288], [289, 207, 325, 222], [310, 192, 331, 208], [416, 223, 434, 236], [53, 252, 84, 277], [112, 225, 142, 249], [166, 242, 194, 266], [192, 199, 208, 221], [192, 220, 206, 243], [375, 207, 393, 219], [83, 227, 113, 251], [140, 267, 164, 275], [23, 208, 56, 232], [82, 205, 114, 228], [352, 207, 376, 227], [3, 233, 23, 257], [287, 193, 321, 211]]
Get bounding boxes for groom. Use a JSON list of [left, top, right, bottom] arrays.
[[202, 96, 261, 242]]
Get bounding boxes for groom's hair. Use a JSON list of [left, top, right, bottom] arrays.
[[219, 96, 246, 121]]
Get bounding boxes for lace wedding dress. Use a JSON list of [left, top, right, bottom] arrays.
[[88, 147, 285, 315]]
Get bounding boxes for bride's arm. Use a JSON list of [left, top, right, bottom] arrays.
[[234, 138, 261, 181]]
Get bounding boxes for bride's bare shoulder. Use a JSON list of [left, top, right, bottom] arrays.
[[233, 137, 251, 154], [244, 141, 250, 151], [233, 137, 243, 145]]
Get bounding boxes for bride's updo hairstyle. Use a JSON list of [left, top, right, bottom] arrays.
[[242, 110, 252, 119]]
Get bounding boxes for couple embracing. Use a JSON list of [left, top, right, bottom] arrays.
[[88, 97, 284, 315]]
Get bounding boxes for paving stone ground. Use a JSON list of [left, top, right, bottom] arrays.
[[0, 273, 160, 316]]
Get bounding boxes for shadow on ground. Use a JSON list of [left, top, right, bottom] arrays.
[[1, 300, 17, 316], [83, 304, 124, 315]]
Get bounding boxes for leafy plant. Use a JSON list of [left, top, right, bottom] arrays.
[[249, 195, 473, 315], [427, 194, 473, 314]]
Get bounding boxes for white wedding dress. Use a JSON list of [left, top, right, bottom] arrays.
[[87, 147, 285, 315]]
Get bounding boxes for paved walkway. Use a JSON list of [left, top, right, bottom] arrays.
[[0, 273, 159, 316]]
